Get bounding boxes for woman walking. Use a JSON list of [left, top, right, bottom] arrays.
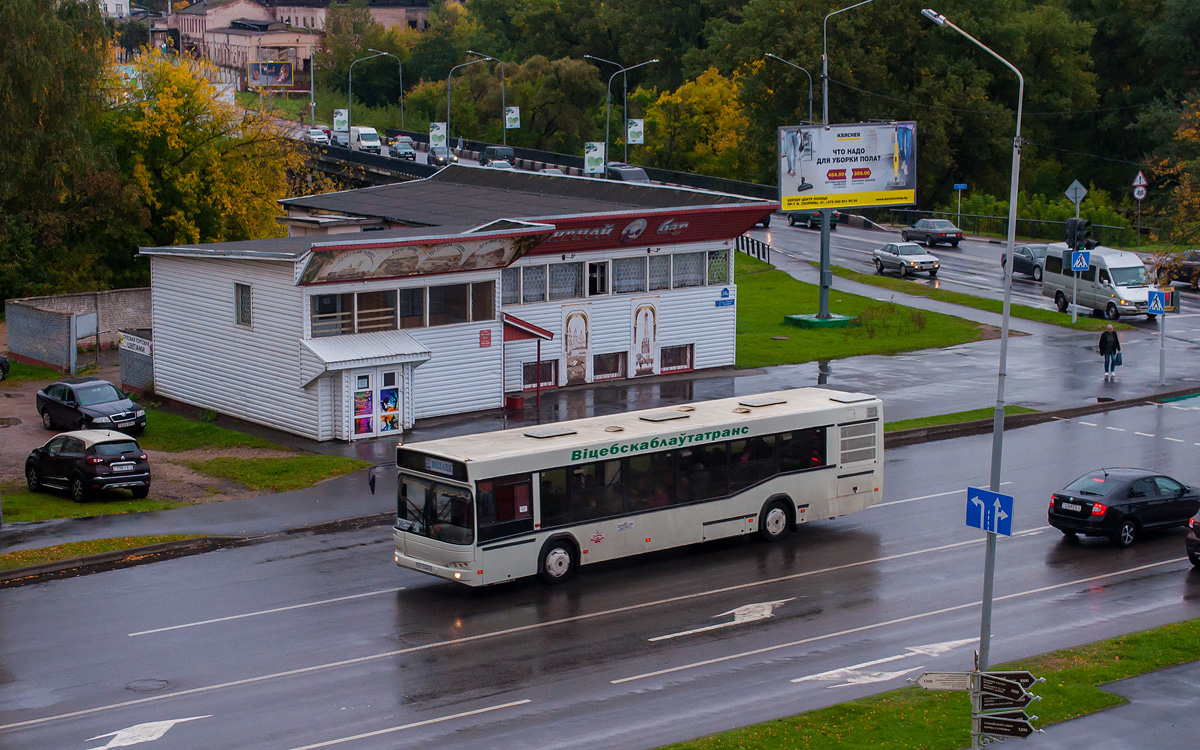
[[1098, 324, 1121, 380]]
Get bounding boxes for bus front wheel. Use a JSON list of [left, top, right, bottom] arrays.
[[758, 500, 792, 542], [538, 538, 578, 584]]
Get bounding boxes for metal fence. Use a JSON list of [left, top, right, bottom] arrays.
[[885, 208, 1141, 248], [735, 235, 771, 262]]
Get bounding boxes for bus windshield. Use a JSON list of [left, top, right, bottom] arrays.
[[397, 474, 474, 545]]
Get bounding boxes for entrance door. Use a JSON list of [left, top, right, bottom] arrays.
[[351, 368, 403, 439]]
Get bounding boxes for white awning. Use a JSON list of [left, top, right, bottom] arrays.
[[301, 330, 432, 382]]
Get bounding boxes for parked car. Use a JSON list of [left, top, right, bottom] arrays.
[[1156, 248, 1200, 290], [1001, 243, 1049, 281], [0, 353, 8, 381], [429, 146, 458, 167], [36, 377, 147, 433], [538, 167, 565, 176], [481, 145, 515, 166], [389, 141, 417, 160], [1187, 511, 1200, 567], [303, 128, 329, 146], [1048, 469, 1199, 547], [605, 162, 651, 183], [26, 430, 151, 502], [788, 209, 840, 230], [873, 242, 940, 277], [484, 159, 515, 170], [902, 219, 964, 247]]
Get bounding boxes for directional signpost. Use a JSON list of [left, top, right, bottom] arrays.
[[966, 487, 1014, 537], [978, 715, 1037, 739], [916, 667, 1044, 745], [1133, 171, 1148, 249], [917, 671, 972, 691], [979, 673, 1026, 701], [1070, 249, 1090, 324], [955, 183, 968, 226]]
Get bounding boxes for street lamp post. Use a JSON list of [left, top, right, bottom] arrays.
[[368, 48, 405, 130], [922, 10, 1023, 748], [467, 51, 506, 145], [446, 58, 488, 146], [348, 51, 387, 137], [764, 53, 813, 125], [586, 56, 658, 168]]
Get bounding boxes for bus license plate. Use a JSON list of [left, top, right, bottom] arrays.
[[1061, 502, 1081, 512], [415, 562, 433, 573]]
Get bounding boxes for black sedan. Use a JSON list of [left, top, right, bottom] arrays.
[[1048, 468, 1199, 546], [26, 430, 151, 501], [902, 218, 964, 247], [429, 146, 458, 167], [0, 353, 8, 381], [36, 377, 147, 433]]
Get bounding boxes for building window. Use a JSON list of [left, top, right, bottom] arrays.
[[587, 261, 609, 296], [708, 248, 730, 285], [649, 254, 671, 290], [356, 290, 397, 333], [235, 283, 252, 326], [428, 283, 470, 326], [522, 360, 557, 389], [661, 344, 693, 372], [549, 262, 583, 301], [522, 265, 546, 303], [399, 287, 425, 328], [593, 352, 626, 380], [672, 252, 706, 288], [502, 267, 520, 305], [311, 293, 353, 337], [471, 281, 495, 321], [613, 257, 646, 294]]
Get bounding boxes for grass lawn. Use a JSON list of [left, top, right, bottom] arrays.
[[0, 483, 185, 523], [0, 535, 201, 571], [663, 618, 1200, 750], [885, 405, 1039, 432], [0, 361, 63, 386], [825, 264, 1132, 332], [236, 90, 309, 119], [138, 409, 283, 452], [185, 455, 372, 493], [736, 254, 983, 369]]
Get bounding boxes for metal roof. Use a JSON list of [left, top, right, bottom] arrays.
[[139, 223, 493, 260], [301, 329, 432, 371], [281, 164, 768, 227]]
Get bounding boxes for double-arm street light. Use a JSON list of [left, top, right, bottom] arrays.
[[764, 53, 814, 124], [367, 47, 405, 130], [585, 55, 658, 166], [922, 10, 1024, 743], [447, 58, 488, 145], [348, 51, 389, 136], [466, 50, 507, 145]]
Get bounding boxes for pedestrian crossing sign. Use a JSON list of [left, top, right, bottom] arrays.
[[1071, 251, 1090, 271], [1148, 290, 1166, 314]]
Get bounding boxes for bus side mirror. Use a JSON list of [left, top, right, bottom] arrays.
[[368, 465, 379, 495]]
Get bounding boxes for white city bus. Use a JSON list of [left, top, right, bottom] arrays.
[[389, 388, 883, 586]]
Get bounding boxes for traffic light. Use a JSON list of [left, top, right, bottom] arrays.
[[1076, 219, 1097, 250], [1064, 218, 1079, 249]]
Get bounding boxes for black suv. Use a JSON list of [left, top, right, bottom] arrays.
[[26, 430, 151, 501], [36, 377, 147, 434], [481, 145, 515, 166]]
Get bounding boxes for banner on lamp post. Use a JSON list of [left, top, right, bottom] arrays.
[[584, 142, 605, 174], [429, 122, 447, 148], [626, 119, 644, 145], [333, 109, 348, 132], [505, 107, 520, 129]]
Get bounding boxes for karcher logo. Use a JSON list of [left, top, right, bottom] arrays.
[[836, 131, 861, 140]]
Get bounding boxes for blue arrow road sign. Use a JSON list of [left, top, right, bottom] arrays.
[[967, 487, 1014, 536], [1071, 251, 1090, 271], [1148, 290, 1165, 314], [953, 183, 968, 190]]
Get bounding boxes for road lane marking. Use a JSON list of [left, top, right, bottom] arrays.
[[872, 482, 1013, 509], [287, 700, 532, 750], [791, 637, 975, 687], [129, 588, 407, 637], [650, 599, 794, 642], [0, 533, 1044, 733], [610, 557, 1186, 685], [1135, 432, 1155, 437], [1165, 437, 1184, 443], [1077, 421, 1097, 426], [1106, 427, 1126, 432]]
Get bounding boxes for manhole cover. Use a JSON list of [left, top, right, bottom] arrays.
[[2, 392, 25, 398], [126, 679, 170, 692], [0, 417, 19, 428]]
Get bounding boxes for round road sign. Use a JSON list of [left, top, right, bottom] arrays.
[[1133, 185, 1147, 201]]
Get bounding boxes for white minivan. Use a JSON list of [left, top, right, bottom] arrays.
[[349, 126, 382, 154], [1041, 243, 1157, 320]]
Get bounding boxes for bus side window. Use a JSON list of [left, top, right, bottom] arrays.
[[573, 460, 623, 521], [730, 435, 777, 491], [477, 474, 534, 543], [779, 427, 827, 472], [1081, 264, 1096, 282], [540, 468, 569, 527], [626, 452, 676, 512], [680, 443, 729, 502], [1045, 254, 1062, 274]]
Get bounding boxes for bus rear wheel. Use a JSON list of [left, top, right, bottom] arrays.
[[758, 500, 791, 542], [538, 538, 578, 584]]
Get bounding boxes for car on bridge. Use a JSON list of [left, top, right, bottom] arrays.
[[304, 128, 329, 146], [1001, 243, 1049, 281], [605, 162, 651, 183], [1049, 468, 1199, 547], [902, 218, 963, 247], [430, 146, 458, 167], [389, 141, 417, 160], [873, 242, 939, 277], [787, 209, 839, 230]]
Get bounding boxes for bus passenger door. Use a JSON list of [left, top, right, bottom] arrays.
[[477, 474, 538, 584]]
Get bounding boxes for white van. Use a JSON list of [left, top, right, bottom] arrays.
[[1041, 243, 1157, 320], [349, 126, 382, 154]]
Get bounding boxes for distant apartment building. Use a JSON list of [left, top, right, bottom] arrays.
[[99, 0, 131, 19]]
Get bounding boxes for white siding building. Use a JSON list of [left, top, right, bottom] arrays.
[[141, 167, 773, 440]]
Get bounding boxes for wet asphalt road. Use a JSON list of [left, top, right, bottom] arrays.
[[749, 223, 1200, 318], [2, 402, 1199, 749]]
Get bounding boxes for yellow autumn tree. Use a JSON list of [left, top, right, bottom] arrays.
[[635, 68, 753, 181], [100, 50, 302, 246], [1161, 100, 1200, 247]]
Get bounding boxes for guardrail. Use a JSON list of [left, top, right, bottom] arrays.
[[886, 208, 1141, 248]]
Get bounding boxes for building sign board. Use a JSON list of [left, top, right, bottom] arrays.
[[247, 62, 293, 88], [117, 331, 152, 356], [525, 205, 774, 256], [778, 122, 917, 211]]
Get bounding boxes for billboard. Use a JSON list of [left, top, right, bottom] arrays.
[[247, 62, 294, 88], [779, 121, 916, 210]]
